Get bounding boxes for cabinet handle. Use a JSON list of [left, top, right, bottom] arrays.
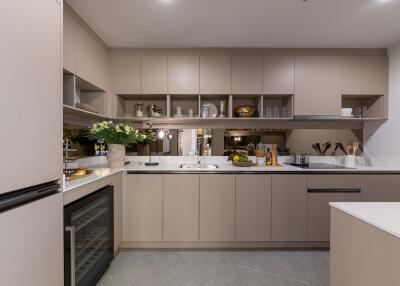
[[307, 189, 361, 193], [65, 226, 76, 286]]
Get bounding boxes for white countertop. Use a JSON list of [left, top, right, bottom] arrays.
[[63, 155, 400, 192], [330, 202, 400, 239]]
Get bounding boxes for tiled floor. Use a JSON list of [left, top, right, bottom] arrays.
[[97, 250, 329, 286]]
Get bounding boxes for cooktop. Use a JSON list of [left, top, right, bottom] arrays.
[[292, 163, 354, 169]]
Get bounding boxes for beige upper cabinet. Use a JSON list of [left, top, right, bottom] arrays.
[[123, 175, 163, 241], [112, 54, 141, 94], [63, 9, 77, 74], [236, 175, 271, 241], [168, 55, 199, 94], [200, 56, 231, 94], [294, 56, 341, 116], [142, 55, 168, 94], [163, 175, 199, 241], [263, 56, 295, 95], [271, 175, 307, 241], [232, 56, 263, 94], [361, 175, 400, 202], [342, 56, 388, 95], [76, 23, 109, 90], [199, 175, 235, 241]]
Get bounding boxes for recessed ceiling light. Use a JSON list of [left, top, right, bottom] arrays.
[[158, 0, 173, 3]]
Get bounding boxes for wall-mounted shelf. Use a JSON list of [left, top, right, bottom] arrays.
[[342, 94, 386, 120], [63, 72, 106, 117]]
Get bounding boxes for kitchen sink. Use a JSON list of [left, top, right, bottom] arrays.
[[180, 163, 219, 169]]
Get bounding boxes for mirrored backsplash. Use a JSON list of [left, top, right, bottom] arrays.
[[64, 124, 363, 158]]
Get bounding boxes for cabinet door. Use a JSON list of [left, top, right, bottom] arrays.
[[142, 55, 168, 94], [236, 175, 271, 241], [263, 56, 295, 95], [76, 24, 106, 89], [232, 56, 262, 94], [294, 56, 341, 116], [361, 175, 400, 202], [163, 175, 199, 241], [63, 9, 77, 74], [0, 0, 62, 192], [123, 175, 163, 241], [200, 56, 231, 94], [307, 192, 360, 241], [168, 55, 199, 94], [342, 56, 388, 95], [111, 172, 123, 254], [199, 175, 235, 241], [112, 54, 141, 94], [271, 175, 307, 241]]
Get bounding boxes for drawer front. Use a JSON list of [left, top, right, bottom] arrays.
[[308, 175, 361, 190]]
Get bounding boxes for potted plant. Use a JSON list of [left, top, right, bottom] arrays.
[[89, 121, 141, 168], [137, 129, 157, 156]]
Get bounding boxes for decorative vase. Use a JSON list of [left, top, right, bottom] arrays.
[[107, 144, 126, 168], [137, 143, 150, 156]]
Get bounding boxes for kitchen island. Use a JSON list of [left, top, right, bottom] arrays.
[[330, 202, 400, 286]]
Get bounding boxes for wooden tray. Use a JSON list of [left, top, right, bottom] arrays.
[[65, 169, 93, 181], [232, 161, 255, 167]]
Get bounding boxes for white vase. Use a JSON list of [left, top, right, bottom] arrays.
[[107, 144, 126, 168]]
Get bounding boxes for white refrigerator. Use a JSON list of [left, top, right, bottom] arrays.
[[0, 0, 63, 285]]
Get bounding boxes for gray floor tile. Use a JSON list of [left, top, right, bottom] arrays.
[[97, 249, 330, 286]]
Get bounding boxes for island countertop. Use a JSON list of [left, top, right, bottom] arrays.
[[330, 202, 400, 239]]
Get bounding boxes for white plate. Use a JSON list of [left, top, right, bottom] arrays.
[[203, 102, 218, 118]]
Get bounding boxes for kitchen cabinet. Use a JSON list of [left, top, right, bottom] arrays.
[[342, 56, 388, 95], [307, 191, 360, 241], [63, 9, 77, 74], [263, 56, 295, 95], [199, 175, 235, 241], [232, 56, 262, 94], [163, 175, 199, 241], [308, 175, 361, 190], [294, 56, 341, 116], [236, 175, 271, 241], [76, 22, 110, 90], [361, 175, 400, 202], [271, 175, 307, 241], [168, 55, 199, 94], [1, 0, 62, 192], [123, 175, 163, 241], [142, 55, 168, 94], [111, 172, 123, 254], [112, 54, 141, 94], [200, 56, 231, 94]]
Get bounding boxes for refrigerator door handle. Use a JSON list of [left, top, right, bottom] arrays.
[[65, 226, 76, 286]]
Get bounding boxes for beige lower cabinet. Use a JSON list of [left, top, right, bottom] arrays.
[[163, 175, 200, 241], [199, 175, 235, 241], [361, 175, 400, 202], [111, 172, 123, 254], [236, 175, 272, 241], [271, 175, 307, 241], [123, 174, 163, 241], [307, 191, 360, 241]]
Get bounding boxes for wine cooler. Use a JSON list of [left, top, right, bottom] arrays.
[[64, 185, 114, 286]]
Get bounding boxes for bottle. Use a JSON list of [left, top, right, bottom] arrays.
[[265, 148, 272, 166], [255, 143, 265, 167]]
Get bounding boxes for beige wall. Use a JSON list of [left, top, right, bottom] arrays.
[[286, 129, 361, 155]]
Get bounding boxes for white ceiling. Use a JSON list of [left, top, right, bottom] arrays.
[[67, 0, 400, 48]]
